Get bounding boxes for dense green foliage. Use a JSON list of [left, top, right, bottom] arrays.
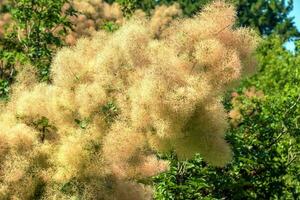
[[106, 0, 210, 16], [0, 0, 75, 98], [154, 37, 300, 199], [10, 0, 75, 79], [234, 0, 299, 40]]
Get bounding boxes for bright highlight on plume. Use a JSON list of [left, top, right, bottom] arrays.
[[0, 1, 258, 199]]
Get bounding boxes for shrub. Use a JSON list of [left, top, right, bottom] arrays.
[[0, 0, 75, 95], [0, 1, 258, 199]]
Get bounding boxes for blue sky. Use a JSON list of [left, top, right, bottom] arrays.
[[291, 0, 300, 29], [285, 0, 300, 50]]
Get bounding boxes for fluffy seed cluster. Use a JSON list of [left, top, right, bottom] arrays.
[[64, 0, 124, 45], [0, 13, 11, 38], [64, 0, 182, 45], [135, 3, 182, 37], [0, 1, 258, 199], [0, 0, 13, 38]]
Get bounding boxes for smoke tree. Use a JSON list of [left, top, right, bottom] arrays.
[[0, 1, 258, 199]]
